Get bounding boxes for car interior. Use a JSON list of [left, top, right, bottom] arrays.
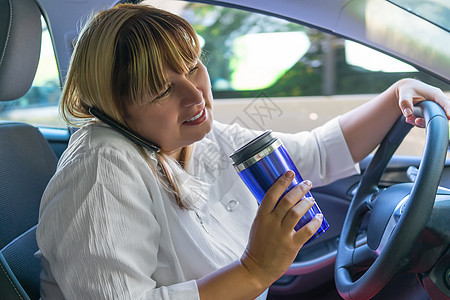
[[0, 0, 449, 299], [0, 0, 57, 299]]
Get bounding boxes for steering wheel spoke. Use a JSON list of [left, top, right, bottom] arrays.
[[352, 244, 376, 268], [356, 193, 377, 213]]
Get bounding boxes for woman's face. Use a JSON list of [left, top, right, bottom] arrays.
[[125, 60, 214, 158]]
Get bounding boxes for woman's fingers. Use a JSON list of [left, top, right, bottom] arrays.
[[258, 171, 295, 216], [398, 79, 450, 125], [293, 213, 323, 245], [398, 92, 416, 119], [273, 180, 312, 222], [257, 171, 321, 242], [280, 196, 315, 231], [244, 173, 322, 285], [404, 115, 426, 128], [422, 84, 450, 119]]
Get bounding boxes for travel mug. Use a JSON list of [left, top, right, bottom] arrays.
[[230, 130, 329, 243]]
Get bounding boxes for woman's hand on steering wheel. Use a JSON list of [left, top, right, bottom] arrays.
[[397, 78, 450, 128]]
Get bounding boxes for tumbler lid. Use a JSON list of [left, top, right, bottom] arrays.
[[230, 130, 281, 170]]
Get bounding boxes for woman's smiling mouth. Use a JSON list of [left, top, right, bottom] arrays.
[[183, 108, 207, 125]]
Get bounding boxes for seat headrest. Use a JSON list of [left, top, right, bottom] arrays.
[[0, 0, 42, 101]]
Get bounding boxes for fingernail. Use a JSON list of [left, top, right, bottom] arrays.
[[305, 196, 315, 203], [285, 171, 295, 179], [315, 213, 323, 220], [303, 180, 312, 186], [417, 118, 426, 128], [403, 108, 413, 116]]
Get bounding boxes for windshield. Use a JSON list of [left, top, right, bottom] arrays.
[[388, 0, 450, 32]]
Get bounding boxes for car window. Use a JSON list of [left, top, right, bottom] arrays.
[[144, 0, 449, 157], [148, 1, 449, 98], [0, 16, 62, 128], [388, 0, 450, 31]]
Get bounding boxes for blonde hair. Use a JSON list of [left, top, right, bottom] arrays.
[[61, 4, 202, 209], [61, 3, 200, 126]]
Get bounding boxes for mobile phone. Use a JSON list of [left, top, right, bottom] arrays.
[[89, 107, 160, 152]]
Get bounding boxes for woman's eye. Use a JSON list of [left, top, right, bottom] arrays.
[[154, 86, 171, 101], [188, 66, 199, 75]]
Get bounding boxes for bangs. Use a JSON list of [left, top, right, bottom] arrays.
[[149, 16, 201, 96], [112, 6, 201, 109]]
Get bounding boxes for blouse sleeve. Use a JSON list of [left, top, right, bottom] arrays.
[[37, 147, 200, 300], [274, 116, 360, 186], [213, 116, 359, 187]]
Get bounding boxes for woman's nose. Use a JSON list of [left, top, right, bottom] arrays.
[[179, 79, 203, 107]]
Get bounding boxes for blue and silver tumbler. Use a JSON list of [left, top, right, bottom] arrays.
[[230, 131, 329, 242]]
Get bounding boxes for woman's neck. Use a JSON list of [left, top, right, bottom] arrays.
[[165, 146, 192, 169]]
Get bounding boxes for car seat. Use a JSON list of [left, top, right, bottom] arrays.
[[0, 0, 58, 299]]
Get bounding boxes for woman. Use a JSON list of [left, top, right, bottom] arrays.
[[36, 3, 450, 300]]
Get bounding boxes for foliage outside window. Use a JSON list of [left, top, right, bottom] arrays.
[[181, 3, 449, 100]]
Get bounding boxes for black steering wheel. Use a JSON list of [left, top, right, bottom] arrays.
[[335, 101, 449, 299]]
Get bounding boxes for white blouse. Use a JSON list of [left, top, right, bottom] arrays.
[[37, 118, 359, 299]]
